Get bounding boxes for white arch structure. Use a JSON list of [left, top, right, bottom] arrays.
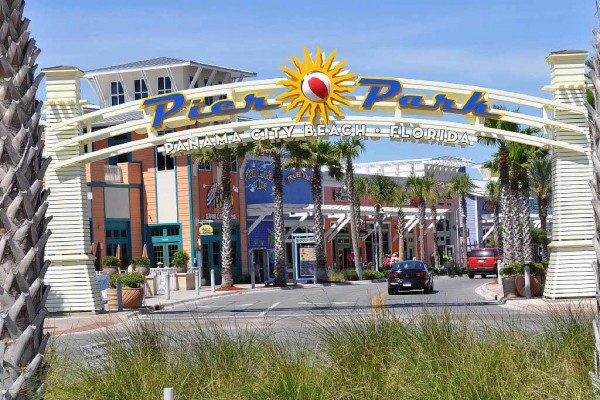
[[42, 50, 591, 312]]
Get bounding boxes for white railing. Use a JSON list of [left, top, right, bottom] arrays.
[[104, 165, 123, 183]]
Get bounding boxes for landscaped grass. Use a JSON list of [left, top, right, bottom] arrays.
[[45, 307, 595, 400]]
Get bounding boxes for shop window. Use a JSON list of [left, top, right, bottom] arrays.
[[158, 76, 172, 94], [108, 133, 131, 165], [212, 241, 221, 265], [167, 227, 180, 236], [151, 228, 162, 237], [110, 81, 125, 106], [134, 79, 148, 100]]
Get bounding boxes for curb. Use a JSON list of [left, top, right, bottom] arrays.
[[475, 282, 505, 304]]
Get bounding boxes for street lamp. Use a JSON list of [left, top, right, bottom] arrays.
[[374, 203, 385, 271]]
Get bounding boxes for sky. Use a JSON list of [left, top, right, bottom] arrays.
[[28, 0, 597, 168]]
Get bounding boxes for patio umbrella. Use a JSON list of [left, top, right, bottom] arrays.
[[93, 241, 101, 272], [90, 242, 95, 255], [115, 244, 121, 260], [142, 243, 148, 258]]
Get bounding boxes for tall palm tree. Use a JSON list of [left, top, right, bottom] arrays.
[[286, 140, 342, 282], [0, 2, 50, 397], [367, 174, 398, 270], [393, 186, 409, 262], [482, 107, 519, 264], [449, 174, 474, 268], [193, 144, 253, 287], [406, 173, 435, 262], [486, 181, 501, 249], [425, 182, 446, 269], [253, 140, 287, 286], [528, 156, 552, 262], [336, 138, 365, 278]]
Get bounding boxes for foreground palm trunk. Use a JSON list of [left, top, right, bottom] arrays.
[[431, 204, 440, 269], [0, 1, 51, 397], [272, 152, 286, 286], [311, 166, 327, 282], [220, 156, 233, 287], [396, 208, 406, 262], [345, 160, 361, 278], [498, 143, 514, 264], [460, 196, 468, 268], [417, 200, 425, 261]]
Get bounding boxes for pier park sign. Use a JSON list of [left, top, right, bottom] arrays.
[[140, 47, 502, 154]]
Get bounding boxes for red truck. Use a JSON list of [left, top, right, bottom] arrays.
[[467, 248, 502, 279]]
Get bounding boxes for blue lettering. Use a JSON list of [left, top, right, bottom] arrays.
[[358, 78, 401, 109], [141, 93, 186, 130]]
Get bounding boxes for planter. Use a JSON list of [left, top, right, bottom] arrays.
[[103, 266, 119, 277], [135, 266, 150, 276], [175, 264, 188, 274], [515, 274, 543, 297], [106, 287, 144, 309], [501, 276, 518, 298], [176, 273, 195, 290]]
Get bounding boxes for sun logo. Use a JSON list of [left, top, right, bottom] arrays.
[[277, 47, 356, 125]]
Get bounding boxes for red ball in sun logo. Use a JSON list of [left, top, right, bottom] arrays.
[[301, 72, 331, 102]]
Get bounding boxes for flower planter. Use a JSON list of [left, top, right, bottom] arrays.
[[103, 266, 119, 278], [501, 276, 518, 298], [135, 266, 150, 276], [176, 273, 195, 290], [107, 287, 144, 309], [175, 264, 188, 274], [515, 274, 543, 297]]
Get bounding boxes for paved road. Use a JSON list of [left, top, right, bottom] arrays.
[[53, 276, 547, 359]]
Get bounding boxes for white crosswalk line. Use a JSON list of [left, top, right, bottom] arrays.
[[258, 302, 280, 317]]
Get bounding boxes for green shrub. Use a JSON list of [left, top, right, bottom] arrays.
[[172, 249, 189, 266], [102, 256, 121, 267], [343, 269, 358, 281], [109, 272, 145, 288], [501, 263, 545, 276], [132, 256, 150, 266], [362, 270, 385, 280], [327, 269, 358, 282]]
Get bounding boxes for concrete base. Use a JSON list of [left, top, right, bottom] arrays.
[[45, 258, 104, 313], [176, 273, 195, 290], [544, 243, 596, 299]]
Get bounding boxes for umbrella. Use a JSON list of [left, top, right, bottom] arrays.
[[90, 242, 95, 255], [93, 241, 101, 272], [142, 243, 148, 258], [115, 244, 121, 260]]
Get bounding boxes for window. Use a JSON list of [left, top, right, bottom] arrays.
[[151, 228, 162, 237], [167, 244, 179, 264], [203, 78, 213, 106], [156, 129, 175, 171], [158, 76, 172, 94], [212, 241, 221, 266], [197, 160, 211, 170], [134, 79, 148, 100], [153, 245, 164, 264], [110, 81, 125, 106], [108, 133, 131, 165], [166, 227, 180, 236]]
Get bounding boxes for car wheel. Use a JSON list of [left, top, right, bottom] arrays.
[[468, 273, 475, 279], [388, 288, 395, 295], [424, 283, 431, 294], [481, 274, 486, 278]]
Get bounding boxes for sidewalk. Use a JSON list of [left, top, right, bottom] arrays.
[[476, 280, 597, 314]]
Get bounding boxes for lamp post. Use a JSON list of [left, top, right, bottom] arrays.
[[374, 203, 385, 271]]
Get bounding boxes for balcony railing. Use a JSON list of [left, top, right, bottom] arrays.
[[104, 165, 123, 183]]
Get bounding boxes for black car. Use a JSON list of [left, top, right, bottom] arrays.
[[387, 260, 433, 295]]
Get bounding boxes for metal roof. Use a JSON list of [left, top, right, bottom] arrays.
[[84, 56, 256, 77]]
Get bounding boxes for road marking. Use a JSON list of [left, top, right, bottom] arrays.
[[371, 291, 386, 314], [194, 303, 253, 308], [297, 302, 354, 305], [258, 302, 280, 317]]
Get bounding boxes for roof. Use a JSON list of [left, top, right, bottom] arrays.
[[84, 56, 256, 77], [549, 50, 587, 55]]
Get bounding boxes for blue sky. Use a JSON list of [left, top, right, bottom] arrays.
[[29, 1, 596, 166]]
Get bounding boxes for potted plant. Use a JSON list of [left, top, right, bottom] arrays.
[[133, 256, 151, 276], [102, 256, 121, 277], [107, 272, 145, 309], [172, 249, 190, 273], [499, 263, 520, 298]]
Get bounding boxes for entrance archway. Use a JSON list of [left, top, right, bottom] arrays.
[[42, 50, 591, 311]]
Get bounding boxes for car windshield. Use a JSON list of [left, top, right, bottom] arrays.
[[469, 250, 495, 258], [391, 261, 424, 271]]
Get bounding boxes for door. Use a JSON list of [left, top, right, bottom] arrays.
[[149, 224, 182, 267], [199, 223, 241, 285], [105, 220, 131, 265]]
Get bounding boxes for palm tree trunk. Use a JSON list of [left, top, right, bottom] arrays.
[[520, 182, 534, 264], [346, 159, 362, 278], [377, 213, 384, 271], [272, 152, 286, 286], [493, 204, 500, 249], [508, 177, 522, 264], [418, 200, 426, 261], [498, 143, 514, 265], [311, 166, 327, 282], [461, 196, 468, 268], [539, 200, 548, 262], [0, 1, 51, 397], [431, 205, 440, 269], [397, 208, 406, 261], [220, 154, 234, 287]]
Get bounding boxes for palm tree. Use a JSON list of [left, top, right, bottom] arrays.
[[336, 138, 365, 278], [425, 182, 446, 269], [528, 156, 552, 262], [393, 186, 409, 262], [486, 181, 501, 249], [253, 140, 287, 286], [367, 174, 398, 270], [193, 144, 253, 287], [406, 173, 435, 262], [286, 140, 342, 282], [0, 2, 50, 397], [449, 174, 474, 269]]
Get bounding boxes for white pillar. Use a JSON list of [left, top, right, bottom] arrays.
[[43, 67, 104, 312], [544, 50, 596, 299]]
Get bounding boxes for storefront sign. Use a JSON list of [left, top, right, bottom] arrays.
[[198, 224, 214, 235]]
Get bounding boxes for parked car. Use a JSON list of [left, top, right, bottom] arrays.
[[467, 247, 502, 279], [387, 260, 433, 295]]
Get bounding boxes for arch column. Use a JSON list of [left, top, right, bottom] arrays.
[[544, 50, 596, 298], [42, 67, 103, 312]]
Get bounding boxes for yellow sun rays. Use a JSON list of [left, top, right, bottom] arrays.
[[277, 47, 356, 125]]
